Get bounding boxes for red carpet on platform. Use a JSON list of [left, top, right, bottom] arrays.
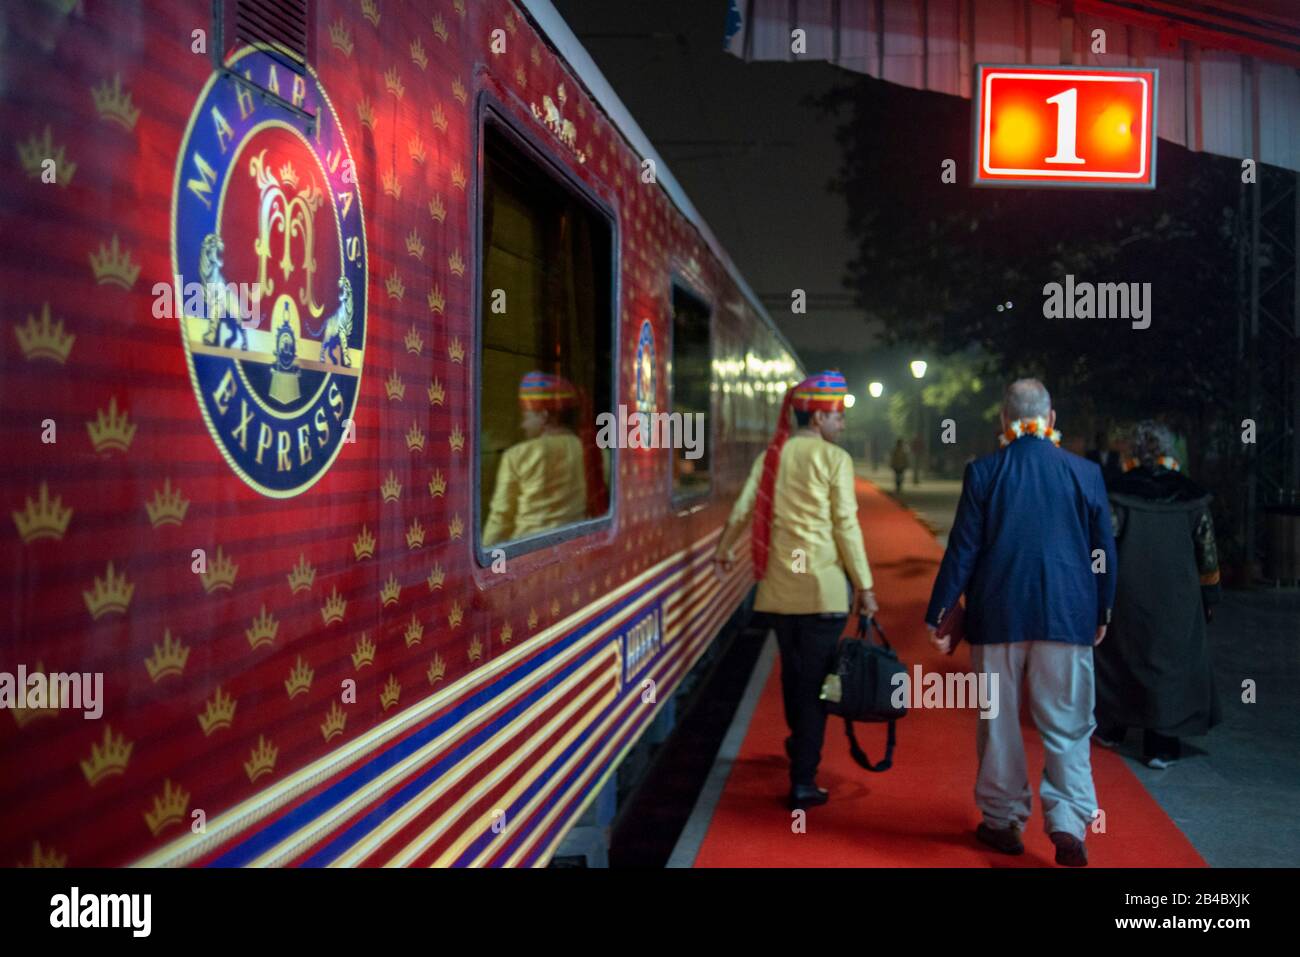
[[692, 478, 1206, 868]]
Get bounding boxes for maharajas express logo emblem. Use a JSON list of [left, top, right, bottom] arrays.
[[635, 319, 656, 415], [171, 47, 366, 497]]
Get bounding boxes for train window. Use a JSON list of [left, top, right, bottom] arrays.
[[670, 284, 712, 500], [478, 120, 614, 554]]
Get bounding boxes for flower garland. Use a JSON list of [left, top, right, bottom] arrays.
[[1121, 455, 1180, 473], [998, 416, 1062, 448]]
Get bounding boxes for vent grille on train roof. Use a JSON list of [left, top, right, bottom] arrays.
[[231, 0, 309, 71]]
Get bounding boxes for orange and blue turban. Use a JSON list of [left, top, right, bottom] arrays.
[[789, 370, 848, 413], [519, 371, 579, 411], [518, 370, 609, 518]]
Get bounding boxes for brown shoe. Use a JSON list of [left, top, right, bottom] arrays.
[[975, 822, 1024, 855], [1050, 831, 1088, 867]]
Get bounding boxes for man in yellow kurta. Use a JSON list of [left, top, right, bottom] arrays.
[[482, 372, 588, 547], [715, 370, 877, 809]]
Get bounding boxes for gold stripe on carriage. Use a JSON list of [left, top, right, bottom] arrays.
[[133, 529, 723, 868]]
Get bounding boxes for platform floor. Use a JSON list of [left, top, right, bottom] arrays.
[[668, 475, 1299, 867]]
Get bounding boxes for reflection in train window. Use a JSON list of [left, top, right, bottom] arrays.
[[670, 284, 712, 499], [479, 121, 613, 551]]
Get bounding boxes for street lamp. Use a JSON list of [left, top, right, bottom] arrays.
[[862, 384, 883, 469], [909, 360, 927, 485]]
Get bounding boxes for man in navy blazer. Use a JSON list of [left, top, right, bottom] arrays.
[[925, 378, 1116, 867]]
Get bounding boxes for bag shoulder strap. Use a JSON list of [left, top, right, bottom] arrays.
[[844, 717, 895, 772], [844, 615, 896, 771], [856, 614, 892, 651]]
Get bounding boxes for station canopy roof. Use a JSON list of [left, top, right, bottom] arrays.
[[724, 0, 1300, 173]]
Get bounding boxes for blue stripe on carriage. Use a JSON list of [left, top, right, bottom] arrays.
[[297, 636, 614, 867], [468, 572, 745, 867], [206, 555, 692, 867]]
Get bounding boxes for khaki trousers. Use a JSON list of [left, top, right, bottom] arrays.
[[970, 641, 1098, 841]]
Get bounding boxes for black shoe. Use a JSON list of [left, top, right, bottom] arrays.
[[788, 784, 829, 810], [975, 822, 1024, 855], [1050, 831, 1088, 867]]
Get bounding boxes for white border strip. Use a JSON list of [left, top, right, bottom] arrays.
[[666, 630, 776, 868]]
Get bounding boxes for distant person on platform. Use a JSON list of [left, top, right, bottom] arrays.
[[889, 438, 911, 495], [713, 371, 877, 811], [1093, 421, 1221, 769], [1086, 430, 1122, 483], [925, 378, 1116, 867], [482, 371, 607, 547]]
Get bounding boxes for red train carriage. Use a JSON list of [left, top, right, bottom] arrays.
[[0, 0, 799, 866]]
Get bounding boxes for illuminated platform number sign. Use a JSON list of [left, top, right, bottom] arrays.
[[972, 65, 1157, 189]]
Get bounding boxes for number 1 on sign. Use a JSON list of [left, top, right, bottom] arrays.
[[1045, 88, 1085, 164]]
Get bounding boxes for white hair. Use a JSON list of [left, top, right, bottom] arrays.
[[1132, 420, 1176, 466], [1003, 378, 1051, 420]]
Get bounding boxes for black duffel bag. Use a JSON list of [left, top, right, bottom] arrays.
[[819, 615, 907, 772]]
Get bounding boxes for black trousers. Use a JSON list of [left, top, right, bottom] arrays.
[[770, 613, 847, 787]]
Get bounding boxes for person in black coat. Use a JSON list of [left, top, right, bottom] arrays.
[[1093, 421, 1222, 769], [1086, 429, 1122, 484]]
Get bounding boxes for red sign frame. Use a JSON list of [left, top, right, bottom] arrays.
[[972, 64, 1158, 189]]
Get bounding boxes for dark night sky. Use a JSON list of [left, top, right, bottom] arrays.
[[550, 0, 883, 366]]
